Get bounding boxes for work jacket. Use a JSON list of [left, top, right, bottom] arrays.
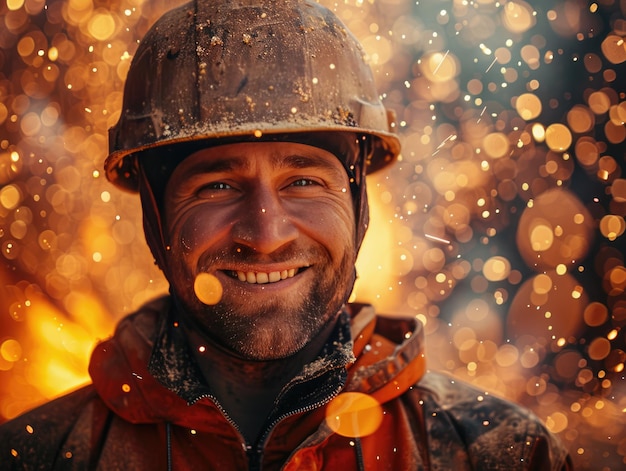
[[1, 296, 571, 470]]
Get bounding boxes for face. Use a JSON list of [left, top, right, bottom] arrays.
[[163, 141, 356, 360]]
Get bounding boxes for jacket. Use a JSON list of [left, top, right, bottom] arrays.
[[1, 296, 571, 470]]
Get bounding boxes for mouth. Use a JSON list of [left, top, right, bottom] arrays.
[[226, 266, 309, 284]]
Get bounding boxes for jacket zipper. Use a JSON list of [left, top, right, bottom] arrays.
[[250, 381, 344, 471], [189, 393, 252, 451], [186, 377, 344, 471]]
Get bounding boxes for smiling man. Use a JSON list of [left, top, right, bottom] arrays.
[[1, 1, 572, 470], [163, 142, 356, 359]]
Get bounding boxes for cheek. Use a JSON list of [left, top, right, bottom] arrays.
[[292, 200, 355, 253], [166, 205, 231, 260]]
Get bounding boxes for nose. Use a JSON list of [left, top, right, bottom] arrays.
[[231, 187, 299, 254]]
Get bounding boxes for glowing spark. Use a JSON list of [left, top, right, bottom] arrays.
[[485, 56, 498, 73], [477, 106, 487, 123], [432, 134, 457, 156], [433, 50, 449, 75], [425, 233, 451, 244]]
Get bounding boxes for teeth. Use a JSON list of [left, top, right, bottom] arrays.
[[234, 268, 300, 284]]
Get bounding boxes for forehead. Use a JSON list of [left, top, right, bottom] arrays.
[[171, 141, 349, 178]]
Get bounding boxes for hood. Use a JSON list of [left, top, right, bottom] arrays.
[[89, 297, 426, 426], [88, 298, 190, 425], [344, 303, 426, 403]]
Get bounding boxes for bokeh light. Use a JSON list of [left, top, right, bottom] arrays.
[[325, 392, 384, 438], [194, 272, 223, 306], [2, 1, 626, 468]]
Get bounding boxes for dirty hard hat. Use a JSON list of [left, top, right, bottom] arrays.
[[105, 0, 401, 191]]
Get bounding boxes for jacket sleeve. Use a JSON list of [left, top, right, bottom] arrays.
[[0, 386, 104, 470], [418, 372, 572, 471]]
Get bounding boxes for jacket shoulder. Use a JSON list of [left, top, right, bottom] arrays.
[[0, 386, 105, 470], [415, 371, 571, 471]]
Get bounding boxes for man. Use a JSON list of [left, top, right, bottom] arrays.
[[1, 0, 571, 469]]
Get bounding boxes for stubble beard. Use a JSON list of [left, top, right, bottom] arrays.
[[172, 250, 356, 360]]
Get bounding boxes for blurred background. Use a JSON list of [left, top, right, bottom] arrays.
[[1, 0, 625, 468]]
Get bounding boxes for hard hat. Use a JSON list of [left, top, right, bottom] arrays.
[[105, 0, 401, 191]]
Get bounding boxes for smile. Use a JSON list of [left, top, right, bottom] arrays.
[[229, 267, 307, 284]]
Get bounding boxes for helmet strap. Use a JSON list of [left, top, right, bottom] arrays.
[[137, 161, 170, 277], [354, 138, 371, 253]]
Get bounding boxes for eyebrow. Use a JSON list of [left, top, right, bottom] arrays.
[[188, 156, 250, 175], [186, 151, 346, 180], [275, 153, 346, 179]]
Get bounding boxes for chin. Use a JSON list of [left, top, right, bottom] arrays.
[[222, 308, 325, 360], [234, 341, 304, 361]]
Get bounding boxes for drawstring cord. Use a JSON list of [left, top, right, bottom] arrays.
[[354, 437, 365, 471], [166, 422, 173, 471]]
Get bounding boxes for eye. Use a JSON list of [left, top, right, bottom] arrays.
[[291, 178, 316, 187], [196, 181, 234, 199]]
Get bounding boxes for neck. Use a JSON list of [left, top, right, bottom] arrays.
[[183, 315, 339, 443]]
